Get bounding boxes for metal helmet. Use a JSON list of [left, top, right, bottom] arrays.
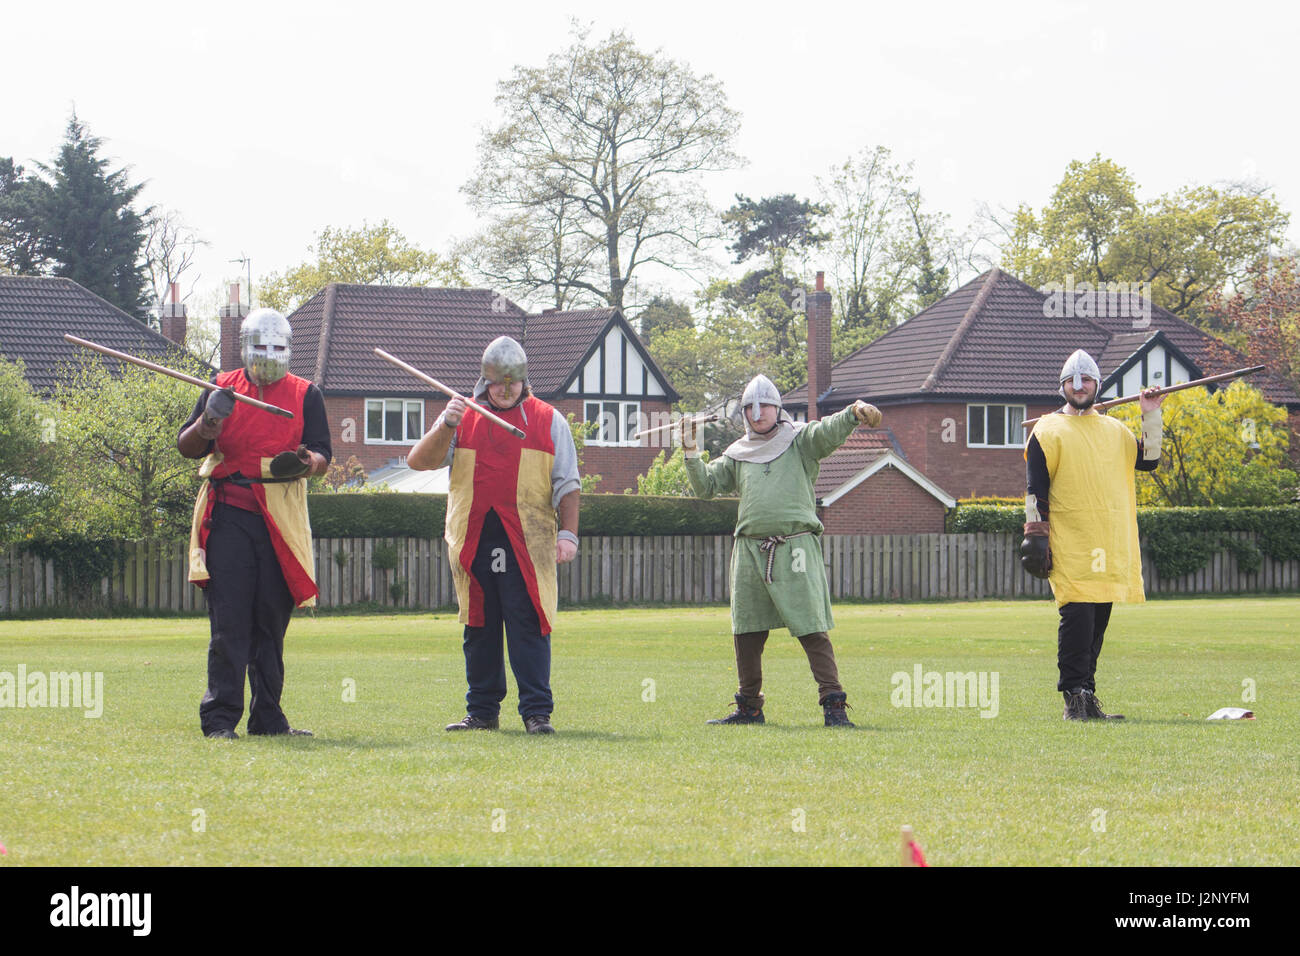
[[475, 335, 528, 399], [240, 308, 292, 386], [1059, 349, 1101, 396], [740, 374, 782, 421]]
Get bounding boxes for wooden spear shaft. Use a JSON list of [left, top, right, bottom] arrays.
[[63, 334, 295, 418], [632, 413, 720, 440], [373, 348, 526, 440], [1021, 365, 1267, 428]]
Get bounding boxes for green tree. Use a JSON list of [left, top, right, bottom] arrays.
[[721, 194, 829, 268], [1111, 383, 1295, 506], [28, 114, 152, 319], [0, 157, 48, 275], [462, 27, 744, 313], [1003, 155, 1288, 329], [636, 294, 694, 345], [817, 146, 953, 350], [0, 356, 55, 543], [48, 358, 207, 538], [633, 446, 709, 495], [704, 193, 832, 395], [641, 304, 764, 411], [907, 188, 952, 311], [707, 270, 806, 390], [566, 413, 601, 493], [1209, 254, 1300, 395], [259, 220, 464, 312]]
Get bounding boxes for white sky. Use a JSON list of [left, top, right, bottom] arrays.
[[5, 0, 1297, 311]]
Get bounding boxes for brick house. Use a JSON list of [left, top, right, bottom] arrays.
[[0, 275, 204, 392], [814, 428, 955, 533], [216, 284, 680, 492], [785, 268, 1300, 500]]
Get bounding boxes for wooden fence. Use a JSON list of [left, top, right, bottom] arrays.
[[2, 532, 1297, 614]]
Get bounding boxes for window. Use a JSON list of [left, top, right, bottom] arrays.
[[365, 399, 424, 444], [584, 400, 642, 446], [967, 404, 1025, 448]]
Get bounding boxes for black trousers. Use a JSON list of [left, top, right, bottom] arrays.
[[1057, 601, 1113, 693], [199, 504, 294, 735], [462, 509, 553, 721]]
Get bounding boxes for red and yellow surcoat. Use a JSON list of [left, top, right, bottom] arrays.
[[187, 370, 319, 608], [445, 395, 561, 633]]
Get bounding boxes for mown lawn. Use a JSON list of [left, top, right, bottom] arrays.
[[1, 597, 1296, 865]]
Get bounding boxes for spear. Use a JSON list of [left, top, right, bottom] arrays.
[[1021, 365, 1267, 428], [63, 334, 295, 418], [632, 413, 720, 440], [373, 348, 526, 440]]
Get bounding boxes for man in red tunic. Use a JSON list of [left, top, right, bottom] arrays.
[[409, 336, 580, 734], [178, 308, 331, 739]]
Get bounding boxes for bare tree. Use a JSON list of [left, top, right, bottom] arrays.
[[455, 192, 603, 311], [143, 207, 206, 316], [462, 27, 744, 313]]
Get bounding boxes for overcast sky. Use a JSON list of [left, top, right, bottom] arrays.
[[6, 0, 1297, 312]]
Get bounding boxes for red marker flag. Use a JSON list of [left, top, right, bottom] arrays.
[[901, 825, 930, 867]]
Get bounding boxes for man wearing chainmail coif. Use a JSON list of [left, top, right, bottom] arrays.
[[683, 374, 881, 727]]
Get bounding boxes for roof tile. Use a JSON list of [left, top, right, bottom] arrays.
[[0, 276, 209, 393]]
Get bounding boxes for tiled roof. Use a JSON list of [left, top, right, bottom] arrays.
[[290, 285, 677, 401], [784, 268, 1300, 409], [1079, 298, 1299, 407], [0, 276, 207, 393], [813, 428, 897, 499], [1096, 331, 1154, 379], [525, 309, 618, 393], [294, 285, 528, 395]]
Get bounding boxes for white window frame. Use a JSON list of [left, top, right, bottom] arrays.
[[365, 398, 424, 445], [966, 404, 1026, 448], [584, 400, 643, 447]]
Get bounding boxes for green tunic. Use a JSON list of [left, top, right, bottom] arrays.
[[685, 406, 859, 636]]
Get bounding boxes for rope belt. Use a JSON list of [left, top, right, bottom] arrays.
[[745, 530, 817, 583]]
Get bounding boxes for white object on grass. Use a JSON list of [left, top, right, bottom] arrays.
[[1206, 707, 1255, 720]]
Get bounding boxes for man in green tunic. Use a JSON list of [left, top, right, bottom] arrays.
[[683, 374, 881, 727]]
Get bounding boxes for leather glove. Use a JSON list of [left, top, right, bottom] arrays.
[[270, 444, 313, 479], [852, 400, 882, 427], [1020, 520, 1052, 579], [197, 388, 236, 439]]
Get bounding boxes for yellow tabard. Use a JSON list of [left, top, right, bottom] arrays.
[[1029, 412, 1144, 607]]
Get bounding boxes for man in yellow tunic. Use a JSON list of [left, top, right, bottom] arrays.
[[1022, 349, 1164, 720]]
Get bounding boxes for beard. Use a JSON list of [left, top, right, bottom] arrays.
[[1064, 391, 1096, 410]]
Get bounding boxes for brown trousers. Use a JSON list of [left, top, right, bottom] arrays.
[[733, 630, 843, 705]]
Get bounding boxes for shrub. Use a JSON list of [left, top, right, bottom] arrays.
[[307, 492, 740, 538], [945, 503, 1300, 577]]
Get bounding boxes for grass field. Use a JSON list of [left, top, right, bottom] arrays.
[[1, 597, 1296, 866]]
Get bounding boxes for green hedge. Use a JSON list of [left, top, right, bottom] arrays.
[[308, 493, 739, 538], [309, 494, 446, 539], [945, 505, 1022, 535], [944, 504, 1300, 577], [578, 495, 738, 536]]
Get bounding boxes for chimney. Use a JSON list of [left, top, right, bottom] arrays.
[[806, 271, 832, 420], [159, 282, 187, 346], [219, 282, 248, 372]]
